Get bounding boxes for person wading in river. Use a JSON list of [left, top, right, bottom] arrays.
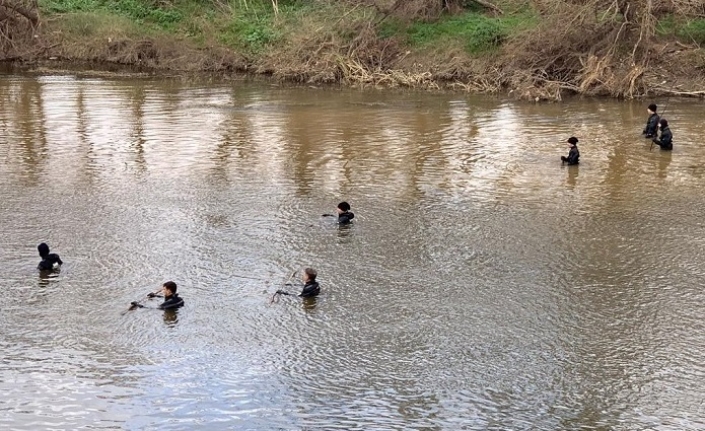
[[276, 268, 320, 298], [652, 119, 673, 151], [561, 137, 580, 165], [131, 281, 185, 310], [323, 201, 355, 225], [642, 104, 660, 138], [37, 243, 63, 271]]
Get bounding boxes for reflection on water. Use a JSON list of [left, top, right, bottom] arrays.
[[1, 73, 705, 430]]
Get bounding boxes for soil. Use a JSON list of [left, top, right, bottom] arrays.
[[2, 2, 705, 101]]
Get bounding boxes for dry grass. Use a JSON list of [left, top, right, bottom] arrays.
[[2, 0, 705, 99], [37, 12, 247, 71]]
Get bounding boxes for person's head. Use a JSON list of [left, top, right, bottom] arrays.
[[336, 201, 351, 215], [162, 281, 177, 297], [659, 119, 668, 129], [648, 104, 657, 114], [37, 243, 50, 259], [303, 268, 317, 283], [567, 137, 579, 147]]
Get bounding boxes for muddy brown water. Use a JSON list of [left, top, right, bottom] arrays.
[[1, 72, 705, 430]]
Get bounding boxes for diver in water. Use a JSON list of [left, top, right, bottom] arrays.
[[37, 243, 63, 271], [132, 281, 185, 310], [651, 119, 673, 151], [561, 137, 580, 165], [275, 268, 320, 298], [323, 201, 355, 225], [642, 104, 660, 139]]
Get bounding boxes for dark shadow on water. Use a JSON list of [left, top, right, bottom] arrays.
[[163, 309, 179, 326], [657, 150, 672, 179], [302, 296, 318, 311], [337, 223, 353, 240], [566, 165, 579, 189], [38, 268, 61, 288]]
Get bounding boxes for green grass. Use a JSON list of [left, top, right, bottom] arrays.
[[40, 0, 185, 29], [217, 11, 282, 53], [657, 16, 705, 45], [404, 11, 536, 54], [39, 0, 303, 50], [679, 19, 705, 45]]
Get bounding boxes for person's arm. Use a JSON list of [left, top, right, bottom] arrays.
[[46, 253, 62, 266], [338, 212, 354, 224], [158, 297, 184, 310], [648, 115, 660, 136], [662, 130, 673, 146], [299, 283, 320, 298]]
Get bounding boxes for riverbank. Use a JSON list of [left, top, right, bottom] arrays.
[[2, 0, 705, 100]]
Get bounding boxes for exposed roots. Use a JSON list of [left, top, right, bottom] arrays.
[[3, 0, 705, 99], [0, 0, 39, 59]]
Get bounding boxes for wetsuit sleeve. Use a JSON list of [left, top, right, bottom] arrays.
[[655, 129, 673, 149], [158, 297, 184, 310], [299, 284, 320, 298], [338, 212, 354, 224], [645, 115, 660, 136]]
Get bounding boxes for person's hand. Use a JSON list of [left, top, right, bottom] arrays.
[[147, 292, 157, 298], [652, 138, 658, 143]]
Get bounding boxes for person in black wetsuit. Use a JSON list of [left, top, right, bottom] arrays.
[[323, 202, 355, 225], [561, 137, 580, 165], [276, 268, 320, 298], [37, 243, 63, 271], [642, 104, 660, 138], [336, 201, 354, 225], [652, 119, 673, 151], [132, 281, 184, 310]]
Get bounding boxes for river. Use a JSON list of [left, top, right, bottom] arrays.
[[1, 71, 705, 430]]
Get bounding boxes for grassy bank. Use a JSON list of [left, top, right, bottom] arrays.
[[2, 0, 705, 99]]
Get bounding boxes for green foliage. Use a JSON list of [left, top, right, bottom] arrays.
[[218, 9, 281, 52], [657, 16, 705, 45], [406, 12, 531, 54], [40, 0, 102, 13], [679, 19, 705, 45], [655, 15, 676, 36], [39, 0, 183, 29]]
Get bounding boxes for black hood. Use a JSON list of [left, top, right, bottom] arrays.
[[38, 243, 50, 258]]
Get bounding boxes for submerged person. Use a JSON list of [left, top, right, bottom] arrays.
[[323, 202, 355, 225], [37, 243, 63, 271], [276, 268, 320, 298], [652, 119, 673, 151], [561, 137, 580, 165], [642, 104, 660, 138], [132, 281, 184, 310]]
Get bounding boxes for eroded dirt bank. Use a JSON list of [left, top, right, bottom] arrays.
[[2, 0, 705, 100]]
